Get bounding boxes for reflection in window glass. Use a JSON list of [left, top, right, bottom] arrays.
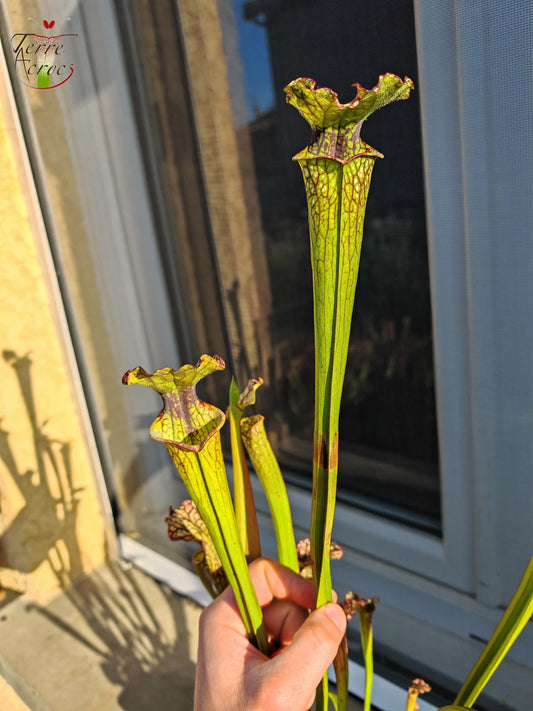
[[225, 0, 440, 528], [118, 0, 440, 533]]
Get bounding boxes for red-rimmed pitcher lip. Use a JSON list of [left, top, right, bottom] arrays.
[[122, 355, 226, 451], [284, 74, 414, 131]]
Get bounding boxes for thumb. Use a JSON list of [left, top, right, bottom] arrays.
[[269, 603, 347, 705]]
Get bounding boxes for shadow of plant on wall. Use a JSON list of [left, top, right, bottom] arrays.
[[0, 350, 197, 709], [0, 350, 84, 587]]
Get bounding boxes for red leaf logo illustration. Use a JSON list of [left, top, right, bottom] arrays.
[[43, 19, 55, 29]]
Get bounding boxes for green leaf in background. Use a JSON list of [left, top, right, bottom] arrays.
[[122, 355, 268, 654], [241, 414, 299, 573], [328, 690, 339, 711], [333, 636, 349, 711], [342, 593, 379, 711], [452, 554, 533, 708], [227, 377, 263, 561]]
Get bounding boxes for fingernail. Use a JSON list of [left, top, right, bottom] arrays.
[[323, 603, 347, 634]]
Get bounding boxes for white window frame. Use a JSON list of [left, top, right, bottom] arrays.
[[6, 1, 532, 707], [415, 0, 533, 606]]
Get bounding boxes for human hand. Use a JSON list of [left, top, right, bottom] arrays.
[[194, 557, 347, 711]]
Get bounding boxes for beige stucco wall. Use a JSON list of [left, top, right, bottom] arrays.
[[0, 71, 107, 603]]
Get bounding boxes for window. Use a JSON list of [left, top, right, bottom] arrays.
[[3, 1, 532, 708], [118, 0, 441, 532], [111, 0, 459, 587], [233, 0, 440, 530]]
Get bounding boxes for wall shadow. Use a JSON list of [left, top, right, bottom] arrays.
[[0, 350, 84, 582], [0, 351, 197, 709]]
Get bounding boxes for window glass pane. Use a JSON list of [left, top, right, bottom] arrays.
[[119, 0, 440, 531], [225, 0, 440, 528]]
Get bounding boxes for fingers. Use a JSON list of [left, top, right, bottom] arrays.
[[263, 602, 347, 707], [248, 557, 317, 610], [201, 558, 316, 637], [247, 558, 338, 606], [195, 558, 348, 711], [199, 557, 342, 665], [262, 598, 309, 653]]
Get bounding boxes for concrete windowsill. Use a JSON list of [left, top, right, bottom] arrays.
[[0, 561, 364, 711], [0, 563, 201, 711]]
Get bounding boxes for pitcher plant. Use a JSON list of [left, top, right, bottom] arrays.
[[123, 74, 533, 711]]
